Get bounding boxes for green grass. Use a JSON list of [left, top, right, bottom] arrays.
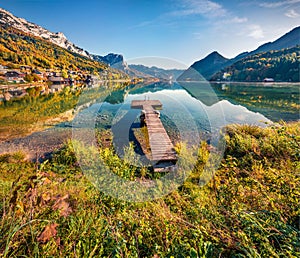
[[0, 122, 299, 257]]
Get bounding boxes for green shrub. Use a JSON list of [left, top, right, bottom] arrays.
[[0, 122, 299, 257]]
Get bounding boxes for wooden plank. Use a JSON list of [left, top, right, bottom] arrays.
[[131, 100, 162, 109], [131, 100, 177, 163]]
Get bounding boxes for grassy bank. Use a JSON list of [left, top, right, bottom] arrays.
[[0, 122, 299, 257]]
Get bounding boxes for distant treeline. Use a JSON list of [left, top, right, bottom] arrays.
[[211, 46, 300, 82]]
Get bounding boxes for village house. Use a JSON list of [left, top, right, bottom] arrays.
[[86, 74, 100, 85], [263, 78, 275, 82], [45, 71, 54, 77], [48, 76, 66, 85], [53, 72, 62, 77], [32, 69, 43, 76], [49, 84, 65, 93], [68, 70, 78, 75], [0, 65, 8, 73], [5, 71, 25, 83], [8, 89, 28, 99]]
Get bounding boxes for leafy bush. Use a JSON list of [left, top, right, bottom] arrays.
[[0, 122, 299, 257]]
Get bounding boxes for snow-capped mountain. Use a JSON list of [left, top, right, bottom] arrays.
[[0, 7, 165, 79], [0, 7, 89, 57]]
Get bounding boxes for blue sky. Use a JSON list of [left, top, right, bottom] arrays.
[[1, 0, 300, 68]]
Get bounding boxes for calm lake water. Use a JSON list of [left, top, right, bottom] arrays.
[[1, 81, 298, 159], [71, 81, 298, 155], [92, 81, 299, 132]]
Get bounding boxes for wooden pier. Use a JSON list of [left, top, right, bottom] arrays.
[[131, 100, 177, 171]]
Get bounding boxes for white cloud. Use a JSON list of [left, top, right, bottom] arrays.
[[132, 0, 228, 29], [131, 20, 154, 29], [248, 24, 264, 39], [259, 0, 300, 8], [224, 17, 248, 24], [134, 0, 249, 29], [285, 9, 300, 18], [170, 0, 227, 17]]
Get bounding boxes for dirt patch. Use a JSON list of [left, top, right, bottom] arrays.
[[0, 127, 72, 161]]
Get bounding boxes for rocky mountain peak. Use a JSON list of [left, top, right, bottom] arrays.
[[55, 32, 67, 39], [200, 51, 228, 64], [0, 7, 90, 57], [104, 53, 126, 66], [92, 53, 128, 69]]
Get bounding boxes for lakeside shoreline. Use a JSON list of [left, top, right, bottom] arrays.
[[0, 119, 298, 163], [0, 80, 298, 161], [177, 80, 300, 86], [210, 81, 300, 86]]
